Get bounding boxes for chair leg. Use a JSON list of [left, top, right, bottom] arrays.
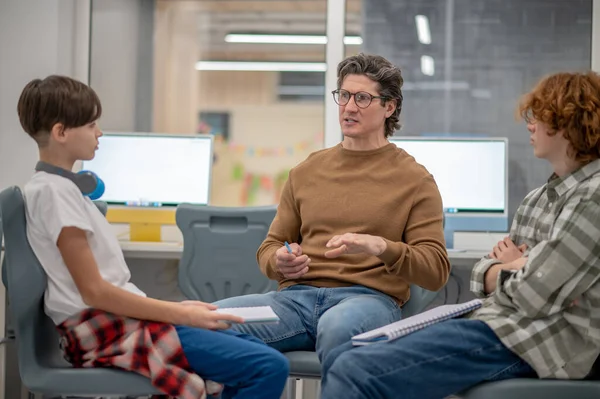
[[282, 378, 297, 399], [300, 379, 321, 399], [295, 378, 304, 399]]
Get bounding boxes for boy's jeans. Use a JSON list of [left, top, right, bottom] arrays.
[[214, 284, 402, 362], [176, 326, 289, 399]]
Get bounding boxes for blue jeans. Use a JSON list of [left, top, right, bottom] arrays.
[[321, 318, 537, 399], [213, 285, 402, 362], [175, 326, 289, 399]]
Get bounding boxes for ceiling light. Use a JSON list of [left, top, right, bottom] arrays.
[[343, 36, 363, 46], [420, 55, 435, 76], [195, 61, 327, 72], [415, 15, 431, 44], [224, 34, 363, 46]]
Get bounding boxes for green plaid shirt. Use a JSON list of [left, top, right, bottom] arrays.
[[469, 158, 600, 379]]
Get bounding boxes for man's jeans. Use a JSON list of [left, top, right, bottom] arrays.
[[321, 318, 537, 399], [213, 284, 402, 361]]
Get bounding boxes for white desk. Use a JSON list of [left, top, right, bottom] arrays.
[[119, 241, 184, 260], [446, 249, 487, 260], [118, 240, 487, 263]]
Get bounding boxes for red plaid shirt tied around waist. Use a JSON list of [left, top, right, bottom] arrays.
[[57, 308, 222, 399]]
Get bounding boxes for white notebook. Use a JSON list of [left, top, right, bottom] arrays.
[[351, 299, 483, 346], [213, 306, 280, 324]]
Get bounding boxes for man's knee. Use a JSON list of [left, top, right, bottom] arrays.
[[317, 298, 395, 350], [315, 310, 359, 360], [317, 308, 352, 341]]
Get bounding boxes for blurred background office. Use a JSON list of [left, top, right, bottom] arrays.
[[1, 0, 597, 216], [83, 0, 592, 217]]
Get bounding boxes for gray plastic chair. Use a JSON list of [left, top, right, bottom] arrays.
[[0, 186, 161, 397], [403, 284, 440, 317], [0, 204, 9, 344], [459, 378, 600, 399], [176, 204, 278, 301], [1, 204, 6, 289], [94, 199, 108, 217], [459, 340, 600, 398]]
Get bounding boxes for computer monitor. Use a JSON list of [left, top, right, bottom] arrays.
[[389, 137, 509, 247], [81, 132, 214, 241], [82, 132, 214, 206]]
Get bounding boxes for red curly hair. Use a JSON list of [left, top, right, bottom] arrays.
[[518, 71, 600, 163]]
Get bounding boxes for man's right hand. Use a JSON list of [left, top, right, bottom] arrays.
[[275, 242, 311, 279]]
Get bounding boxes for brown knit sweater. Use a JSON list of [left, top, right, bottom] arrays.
[[257, 143, 451, 305]]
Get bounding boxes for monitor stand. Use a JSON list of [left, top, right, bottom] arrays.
[[106, 207, 176, 242], [444, 228, 454, 249], [130, 223, 162, 242]]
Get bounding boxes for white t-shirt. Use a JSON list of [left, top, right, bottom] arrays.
[[24, 171, 146, 325]]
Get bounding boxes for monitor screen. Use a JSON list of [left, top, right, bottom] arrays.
[[389, 137, 507, 214], [81, 133, 213, 206]]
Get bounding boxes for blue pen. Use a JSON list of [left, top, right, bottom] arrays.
[[284, 241, 293, 254]]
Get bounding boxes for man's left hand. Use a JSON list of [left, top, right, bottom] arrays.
[[324, 233, 386, 258]]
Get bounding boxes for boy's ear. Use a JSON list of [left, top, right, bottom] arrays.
[[50, 123, 66, 143]]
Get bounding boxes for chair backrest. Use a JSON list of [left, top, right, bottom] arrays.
[[403, 285, 440, 317], [1, 204, 5, 289], [176, 204, 278, 302], [0, 186, 109, 381], [1, 198, 106, 293], [94, 200, 108, 217], [0, 186, 62, 380]]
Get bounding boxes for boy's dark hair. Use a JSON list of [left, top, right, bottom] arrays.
[[17, 75, 102, 146], [336, 53, 404, 138], [518, 71, 600, 164]]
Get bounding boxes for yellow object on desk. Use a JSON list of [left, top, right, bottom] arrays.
[[106, 208, 176, 242]]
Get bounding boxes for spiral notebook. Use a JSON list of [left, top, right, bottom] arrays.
[[213, 306, 280, 324], [351, 299, 483, 346]]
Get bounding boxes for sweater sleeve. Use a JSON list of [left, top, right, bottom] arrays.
[[256, 169, 302, 281], [377, 175, 451, 291]]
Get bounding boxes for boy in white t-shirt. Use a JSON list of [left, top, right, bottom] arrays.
[[16, 75, 289, 399]]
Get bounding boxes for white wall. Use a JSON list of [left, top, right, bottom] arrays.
[[89, 0, 141, 132], [90, 0, 155, 132], [594, 0, 600, 72], [0, 1, 89, 397], [0, 0, 89, 191]]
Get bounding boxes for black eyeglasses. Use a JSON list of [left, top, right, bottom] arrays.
[[331, 89, 390, 109]]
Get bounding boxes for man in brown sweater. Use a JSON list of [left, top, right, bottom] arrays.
[[215, 53, 451, 363]]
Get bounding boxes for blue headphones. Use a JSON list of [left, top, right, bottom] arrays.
[[35, 161, 105, 200]]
